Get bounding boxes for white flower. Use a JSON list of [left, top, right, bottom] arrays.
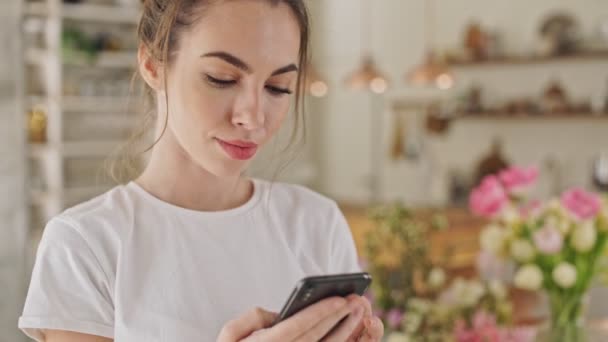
[[438, 278, 485, 308], [451, 278, 485, 307], [510, 239, 535, 262], [552, 262, 577, 289], [488, 279, 507, 299], [387, 332, 410, 342], [408, 298, 431, 314], [480, 224, 507, 255], [514, 264, 543, 291], [500, 206, 520, 225], [403, 313, 422, 333], [428, 267, 446, 289], [571, 221, 597, 253], [547, 215, 571, 235]]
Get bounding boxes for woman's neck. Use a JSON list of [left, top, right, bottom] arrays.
[[134, 133, 253, 212]]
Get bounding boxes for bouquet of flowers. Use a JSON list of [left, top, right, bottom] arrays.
[[384, 276, 534, 342], [470, 166, 608, 341], [363, 203, 447, 313], [363, 203, 532, 341]]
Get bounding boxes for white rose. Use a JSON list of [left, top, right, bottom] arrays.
[[387, 332, 410, 342], [552, 262, 577, 289], [514, 264, 543, 291], [500, 206, 520, 225], [461, 280, 486, 307], [428, 267, 446, 289], [571, 221, 597, 253], [480, 225, 507, 254], [488, 279, 508, 299], [510, 239, 535, 262]]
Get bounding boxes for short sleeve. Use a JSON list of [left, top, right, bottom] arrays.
[[327, 204, 362, 274], [18, 217, 114, 341]]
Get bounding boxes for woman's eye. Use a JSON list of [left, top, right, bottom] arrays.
[[205, 75, 236, 88], [265, 85, 293, 96]]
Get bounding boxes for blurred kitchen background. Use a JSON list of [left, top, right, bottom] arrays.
[[2, 0, 608, 340]]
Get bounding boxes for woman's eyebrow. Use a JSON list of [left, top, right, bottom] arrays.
[[201, 51, 298, 76]]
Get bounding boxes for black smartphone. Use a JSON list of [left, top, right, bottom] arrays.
[[273, 272, 372, 325]]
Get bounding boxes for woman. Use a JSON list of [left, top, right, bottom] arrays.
[[19, 0, 384, 341]]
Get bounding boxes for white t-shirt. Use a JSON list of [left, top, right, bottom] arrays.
[[19, 179, 361, 341]]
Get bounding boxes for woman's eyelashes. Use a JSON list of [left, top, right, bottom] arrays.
[[204, 74, 292, 96], [205, 74, 236, 88]]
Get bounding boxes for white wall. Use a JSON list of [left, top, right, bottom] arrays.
[[0, 0, 28, 340], [313, 0, 608, 205]]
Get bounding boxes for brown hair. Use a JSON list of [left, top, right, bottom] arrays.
[[109, 0, 310, 183]]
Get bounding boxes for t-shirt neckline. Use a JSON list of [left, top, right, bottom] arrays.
[[126, 178, 263, 219]]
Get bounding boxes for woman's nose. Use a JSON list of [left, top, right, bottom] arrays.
[[231, 88, 265, 130]]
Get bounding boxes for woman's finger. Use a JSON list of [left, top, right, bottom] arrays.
[[267, 297, 348, 341], [217, 307, 277, 341], [362, 317, 384, 341], [320, 305, 364, 342], [291, 301, 352, 342]]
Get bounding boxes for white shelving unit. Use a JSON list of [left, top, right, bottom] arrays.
[[21, 0, 141, 225]]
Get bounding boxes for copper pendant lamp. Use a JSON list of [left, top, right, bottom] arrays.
[[406, 0, 454, 89], [344, 0, 389, 94]]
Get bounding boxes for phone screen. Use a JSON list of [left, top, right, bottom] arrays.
[[273, 272, 372, 325]]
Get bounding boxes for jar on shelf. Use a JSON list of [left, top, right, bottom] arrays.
[[27, 106, 47, 143]]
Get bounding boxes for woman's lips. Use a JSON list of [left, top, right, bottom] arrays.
[[216, 139, 258, 160]]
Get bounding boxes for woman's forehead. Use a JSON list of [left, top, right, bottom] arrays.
[[181, 0, 301, 69]]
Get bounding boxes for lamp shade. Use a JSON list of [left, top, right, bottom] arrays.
[[407, 51, 454, 90], [345, 56, 389, 94]]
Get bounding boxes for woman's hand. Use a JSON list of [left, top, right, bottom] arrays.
[[342, 294, 384, 342], [217, 295, 384, 342], [217, 296, 367, 341]]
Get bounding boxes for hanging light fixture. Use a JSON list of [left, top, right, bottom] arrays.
[[344, 0, 389, 94], [305, 63, 329, 97], [406, 0, 454, 89]]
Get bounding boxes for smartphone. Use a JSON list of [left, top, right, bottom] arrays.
[[273, 272, 372, 325]]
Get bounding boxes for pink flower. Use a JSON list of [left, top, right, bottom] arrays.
[[470, 176, 509, 218], [561, 188, 602, 221], [533, 224, 563, 254], [386, 308, 404, 329], [454, 311, 501, 342], [472, 310, 497, 329], [498, 326, 537, 342], [499, 166, 539, 194]]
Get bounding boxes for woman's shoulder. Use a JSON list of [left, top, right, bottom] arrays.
[[46, 184, 137, 244], [256, 178, 339, 213]]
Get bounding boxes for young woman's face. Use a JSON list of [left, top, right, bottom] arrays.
[[162, 0, 301, 177]]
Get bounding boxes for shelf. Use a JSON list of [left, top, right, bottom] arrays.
[[455, 112, 608, 120], [27, 48, 136, 69], [25, 2, 141, 24], [447, 51, 608, 68], [64, 51, 137, 69], [62, 96, 131, 113], [29, 140, 124, 159], [28, 95, 131, 113]]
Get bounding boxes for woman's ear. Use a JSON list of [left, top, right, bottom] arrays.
[[138, 44, 164, 91]]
